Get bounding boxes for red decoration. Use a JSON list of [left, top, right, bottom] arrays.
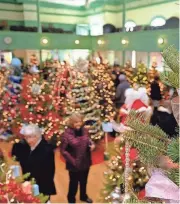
[[138, 189, 146, 200], [120, 147, 139, 165]]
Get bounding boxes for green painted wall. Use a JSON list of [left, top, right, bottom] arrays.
[[0, 29, 178, 51], [92, 29, 179, 52], [0, 32, 92, 49]]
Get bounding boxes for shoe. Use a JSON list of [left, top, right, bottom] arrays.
[[80, 198, 93, 203]]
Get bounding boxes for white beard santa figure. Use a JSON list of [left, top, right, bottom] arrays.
[[111, 87, 152, 133]]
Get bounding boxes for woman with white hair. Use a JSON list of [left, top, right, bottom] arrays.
[[11, 124, 56, 199]]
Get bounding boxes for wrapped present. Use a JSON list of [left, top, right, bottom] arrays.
[[32, 184, 40, 196], [145, 169, 180, 203], [10, 165, 20, 178]]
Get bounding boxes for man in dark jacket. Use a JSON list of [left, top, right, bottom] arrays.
[[150, 76, 162, 107], [115, 74, 130, 109], [150, 105, 178, 137], [11, 124, 56, 199]]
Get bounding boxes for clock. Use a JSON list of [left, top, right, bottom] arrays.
[[4, 37, 12, 44]]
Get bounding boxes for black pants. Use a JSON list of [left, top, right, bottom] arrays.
[[68, 169, 89, 203]]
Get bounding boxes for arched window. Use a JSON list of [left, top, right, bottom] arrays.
[[151, 16, 166, 27], [125, 21, 136, 32]]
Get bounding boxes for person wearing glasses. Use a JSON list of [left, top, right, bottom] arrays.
[[11, 124, 56, 200]]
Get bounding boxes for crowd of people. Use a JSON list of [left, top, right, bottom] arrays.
[[0, 55, 178, 203]]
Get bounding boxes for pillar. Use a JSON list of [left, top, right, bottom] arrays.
[[122, 0, 126, 66], [36, 0, 42, 65]]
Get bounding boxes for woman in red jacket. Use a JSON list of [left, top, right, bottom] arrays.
[[60, 113, 95, 203]]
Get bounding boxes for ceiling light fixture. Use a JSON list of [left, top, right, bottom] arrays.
[[41, 38, 48, 45], [121, 39, 128, 45], [158, 37, 164, 45], [75, 40, 80, 44]]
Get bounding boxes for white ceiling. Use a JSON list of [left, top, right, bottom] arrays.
[[41, 0, 87, 6]]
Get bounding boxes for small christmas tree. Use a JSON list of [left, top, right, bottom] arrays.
[[90, 63, 116, 122], [132, 62, 148, 87], [123, 61, 134, 85], [148, 61, 159, 83]]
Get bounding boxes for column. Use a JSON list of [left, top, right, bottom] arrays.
[[122, 0, 126, 65], [36, 0, 41, 33], [36, 0, 42, 65], [147, 52, 150, 69]]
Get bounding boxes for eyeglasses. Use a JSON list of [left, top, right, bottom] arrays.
[[25, 135, 37, 139]]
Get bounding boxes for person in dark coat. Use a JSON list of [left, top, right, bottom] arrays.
[[150, 76, 162, 107], [60, 113, 95, 203], [11, 124, 56, 199], [150, 105, 178, 137], [115, 74, 130, 109]]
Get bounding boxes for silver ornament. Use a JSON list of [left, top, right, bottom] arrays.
[[110, 187, 123, 203], [31, 84, 41, 95]]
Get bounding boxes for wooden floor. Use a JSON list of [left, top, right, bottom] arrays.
[[0, 142, 107, 203]]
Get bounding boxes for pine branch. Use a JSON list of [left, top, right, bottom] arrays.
[[162, 45, 179, 74], [124, 112, 168, 166], [161, 45, 179, 89], [168, 168, 179, 186], [125, 131, 166, 166], [167, 137, 179, 163], [160, 72, 179, 89], [126, 112, 169, 142]]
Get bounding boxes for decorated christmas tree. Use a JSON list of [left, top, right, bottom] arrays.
[[100, 135, 149, 203], [0, 64, 20, 140], [148, 61, 158, 83], [90, 63, 116, 122], [123, 61, 134, 85], [65, 69, 103, 141], [132, 62, 148, 87], [12, 70, 64, 146]]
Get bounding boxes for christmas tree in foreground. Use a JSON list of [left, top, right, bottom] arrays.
[[0, 148, 48, 203], [100, 46, 179, 203]]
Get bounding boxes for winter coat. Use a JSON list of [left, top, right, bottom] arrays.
[[150, 107, 178, 137], [115, 80, 130, 108], [150, 81, 162, 100], [12, 138, 56, 196], [60, 127, 92, 172]]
